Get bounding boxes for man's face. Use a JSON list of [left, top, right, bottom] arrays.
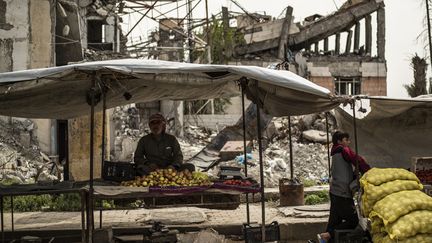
[[149, 120, 164, 135]]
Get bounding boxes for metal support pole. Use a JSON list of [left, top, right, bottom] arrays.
[[352, 101, 360, 180], [1, 195, 3, 243], [426, 0, 432, 71], [99, 209, 102, 229], [240, 80, 250, 224], [256, 103, 266, 242], [81, 190, 86, 243], [204, 0, 211, 63], [325, 113, 331, 178], [101, 86, 107, 179], [87, 77, 96, 243], [10, 197, 13, 234], [288, 116, 294, 180]]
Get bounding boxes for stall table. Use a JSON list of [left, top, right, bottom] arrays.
[[0, 182, 87, 243]]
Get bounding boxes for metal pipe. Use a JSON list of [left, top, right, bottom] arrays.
[[205, 0, 211, 63], [101, 86, 107, 180], [10, 197, 13, 234], [81, 190, 86, 243], [352, 101, 360, 180], [256, 102, 266, 242], [288, 116, 293, 179], [99, 210, 102, 229], [1, 195, 3, 243], [88, 77, 96, 242], [426, 0, 432, 71], [325, 113, 331, 178], [240, 80, 250, 224], [125, 0, 159, 37]]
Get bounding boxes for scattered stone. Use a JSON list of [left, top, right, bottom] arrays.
[[302, 130, 330, 143]]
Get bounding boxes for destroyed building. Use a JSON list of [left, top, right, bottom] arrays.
[[0, 0, 388, 183], [232, 0, 387, 96], [0, 0, 123, 181]]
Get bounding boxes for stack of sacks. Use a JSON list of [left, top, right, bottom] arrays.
[[360, 168, 432, 243]]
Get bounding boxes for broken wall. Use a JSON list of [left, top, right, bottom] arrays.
[[308, 60, 387, 96], [0, 0, 56, 154]]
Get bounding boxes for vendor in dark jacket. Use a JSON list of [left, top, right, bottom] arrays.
[[134, 113, 195, 175], [319, 131, 370, 243]]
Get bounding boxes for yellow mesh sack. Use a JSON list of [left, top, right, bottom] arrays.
[[370, 217, 385, 234], [375, 233, 432, 243], [361, 180, 423, 217], [360, 168, 419, 187], [371, 232, 387, 243], [370, 190, 432, 224], [386, 210, 432, 240]]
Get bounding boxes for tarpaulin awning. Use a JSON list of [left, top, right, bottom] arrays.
[[335, 95, 432, 169], [0, 59, 341, 119]]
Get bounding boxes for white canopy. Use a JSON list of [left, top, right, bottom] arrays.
[[0, 59, 340, 119]]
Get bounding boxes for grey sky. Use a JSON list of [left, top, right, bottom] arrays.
[[123, 0, 427, 97]]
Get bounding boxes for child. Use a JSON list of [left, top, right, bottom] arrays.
[[319, 131, 370, 242]]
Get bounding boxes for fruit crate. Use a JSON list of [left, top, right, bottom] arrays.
[[243, 221, 280, 243], [412, 157, 432, 185], [102, 161, 136, 182]]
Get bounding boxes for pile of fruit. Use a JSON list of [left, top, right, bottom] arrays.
[[120, 169, 212, 187], [223, 179, 253, 187]]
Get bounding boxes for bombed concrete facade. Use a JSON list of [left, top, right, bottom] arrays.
[[0, 0, 122, 180], [233, 0, 387, 96]]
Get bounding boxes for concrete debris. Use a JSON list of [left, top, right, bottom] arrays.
[[0, 118, 59, 184], [207, 112, 337, 187], [302, 130, 331, 143]]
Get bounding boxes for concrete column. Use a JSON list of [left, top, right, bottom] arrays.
[[314, 42, 319, 53], [324, 37, 329, 52], [277, 6, 293, 59], [365, 15, 372, 55], [345, 30, 353, 54], [335, 33, 340, 54], [377, 7, 385, 59], [354, 22, 360, 52]]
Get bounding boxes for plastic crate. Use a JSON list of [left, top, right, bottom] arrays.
[[243, 221, 280, 243], [102, 161, 136, 182]]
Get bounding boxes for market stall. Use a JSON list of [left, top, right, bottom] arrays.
[[0, 59, 343, 242]]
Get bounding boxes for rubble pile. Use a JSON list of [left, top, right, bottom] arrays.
[[0, 118, 59, 184], [180, 126, 215, 161], [207, 113, 337, 187]]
